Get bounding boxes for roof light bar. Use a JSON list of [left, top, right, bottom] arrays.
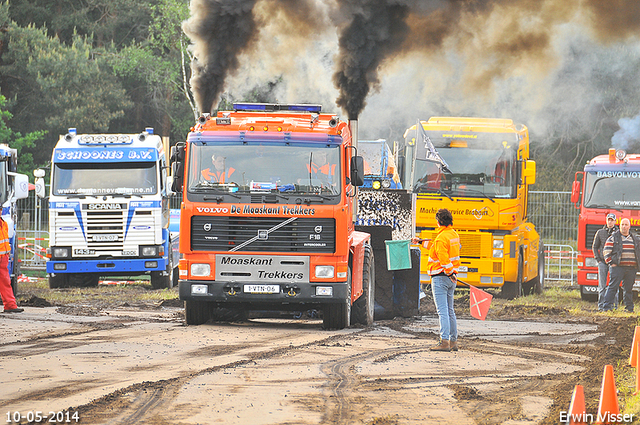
[[233, 103, 322, 113]]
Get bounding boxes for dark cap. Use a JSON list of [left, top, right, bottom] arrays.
[[606, 213, 616, 220]]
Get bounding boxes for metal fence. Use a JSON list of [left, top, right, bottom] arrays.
[[14, 190, 580, 281], [528, 191, 578, 246]]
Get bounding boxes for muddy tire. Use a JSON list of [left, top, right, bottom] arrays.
[[210, 306, 249, 322], [49, 273, 70, 288], [352, 244, 375, 326], [323, 268, 352, 330], [11, 258, 20, 296], [185, 300, 210, 325], [151, 255, 174, 289], [70, 274, 100, 287]]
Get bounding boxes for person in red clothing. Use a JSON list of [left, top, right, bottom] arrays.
[[201, 154, 235, 183], [602, 218, 640, 312], [0, 217, 22, 313]]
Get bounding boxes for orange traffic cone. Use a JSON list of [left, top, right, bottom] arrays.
[[635, 343, 640, 396], [566, 384, 587, 425], [630, 326, 640, 367], [596, 365, 619, 424]]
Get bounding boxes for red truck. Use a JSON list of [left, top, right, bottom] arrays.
[[571, 148, 640, 300], [170, 103, 376, 329]]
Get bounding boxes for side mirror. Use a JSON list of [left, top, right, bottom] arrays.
[[350, 156, 365, 187], [171, 162, 184, 193], [10, 173, 29, 200], [170, 143, 185, 193], [523, 160, 536, 185], [571, 179, 581, 204]]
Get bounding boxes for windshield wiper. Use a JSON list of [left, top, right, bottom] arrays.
[[414, 184, 454, 201], [62, 193, 88, 199], [455, 188, 496, 203], [109, 191, 144, 198]]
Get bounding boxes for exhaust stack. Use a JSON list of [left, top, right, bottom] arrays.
[[349, 120, 359, 221]]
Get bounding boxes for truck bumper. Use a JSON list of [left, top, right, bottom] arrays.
[[46, 258, 167, 274], [179, 279, 349, 305]]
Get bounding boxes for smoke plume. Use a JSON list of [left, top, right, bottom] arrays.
[[332, 0, 410, 120], [182, 0, 640, 157], [182, 0, 259, 114]]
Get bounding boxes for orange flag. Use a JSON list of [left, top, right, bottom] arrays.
[[469, 284, 493, 320]]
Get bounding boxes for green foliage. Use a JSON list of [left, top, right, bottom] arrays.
[[106, 0, 195, 142], [7, 0, 157, 48], [0, 93, 44, 175], [0, 2, 133, 169]]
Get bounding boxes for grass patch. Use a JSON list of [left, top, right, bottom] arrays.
[[16, 276, 179, 307]]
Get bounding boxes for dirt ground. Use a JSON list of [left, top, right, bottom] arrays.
[[1, 279, 638, 425]]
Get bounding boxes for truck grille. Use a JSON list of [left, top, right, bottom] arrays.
[[86, 210, 125, 251], [191, 216, 335, 253], [585, 223, 640, 250]]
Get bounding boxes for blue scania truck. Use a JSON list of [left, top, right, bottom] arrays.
[[46, 128, 178, 289]]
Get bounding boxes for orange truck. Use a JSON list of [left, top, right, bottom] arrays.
[[170, 103, 375, 328]]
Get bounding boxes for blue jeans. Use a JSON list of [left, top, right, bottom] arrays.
[[597, 261, 609, 310], [431, 275, 457, 341], [604, 266, 636, 312]]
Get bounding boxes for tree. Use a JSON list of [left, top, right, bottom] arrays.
[[108, 0, 195, 141], [0, 93, 44, 175], [0, 2, 132, 168]]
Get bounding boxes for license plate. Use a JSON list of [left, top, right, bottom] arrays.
[[244, 284, 280, 294], [93, 234, 118, 242]]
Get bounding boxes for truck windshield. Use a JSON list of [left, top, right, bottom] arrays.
[[187, 143, 341, 196], [583, 171, 640, 209], [52, 162, 157, 196], [359, 140, 391, 176], [410, 131, 518, 199]]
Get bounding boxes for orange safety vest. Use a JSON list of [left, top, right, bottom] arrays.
[[201, 167, 235, 183], [306, 162, 336, 176], [427, 225, 461, 276], [0, 218, 10, 255]]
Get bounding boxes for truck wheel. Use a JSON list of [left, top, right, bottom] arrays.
[[352, 244, 375, 326], [533, 244, 545, 295], [210, 306, 249, 322], [69, 274, 99, 287], [501, 254, 523, 300], [172, 266, 179, 288], [10, 259, 20, 296], [323, 268, 352, 330], [185, 300, 211, 325], [151, 256, 173, 289], [49, 273, 70, 288]]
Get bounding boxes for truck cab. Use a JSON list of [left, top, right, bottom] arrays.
[[46, 128, 178, 289]]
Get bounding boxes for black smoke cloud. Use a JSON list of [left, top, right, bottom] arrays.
[[182, 0, 258, 114], [183, 0, 640, 125], [332, 0, 410, 120]]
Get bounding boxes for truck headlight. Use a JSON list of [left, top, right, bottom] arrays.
[[493, 249, 503, 258], [52, 247, 70, 258], [315, 265, 334, 278], [586, 273, 598, 280], [141, 245, 158, 256], [191, 263, 211, 277], [585, 257, 598, 267], [493, 239, 504, 249]]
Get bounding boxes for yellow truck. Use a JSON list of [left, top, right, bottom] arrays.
[[401, 117, 543, 298]]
